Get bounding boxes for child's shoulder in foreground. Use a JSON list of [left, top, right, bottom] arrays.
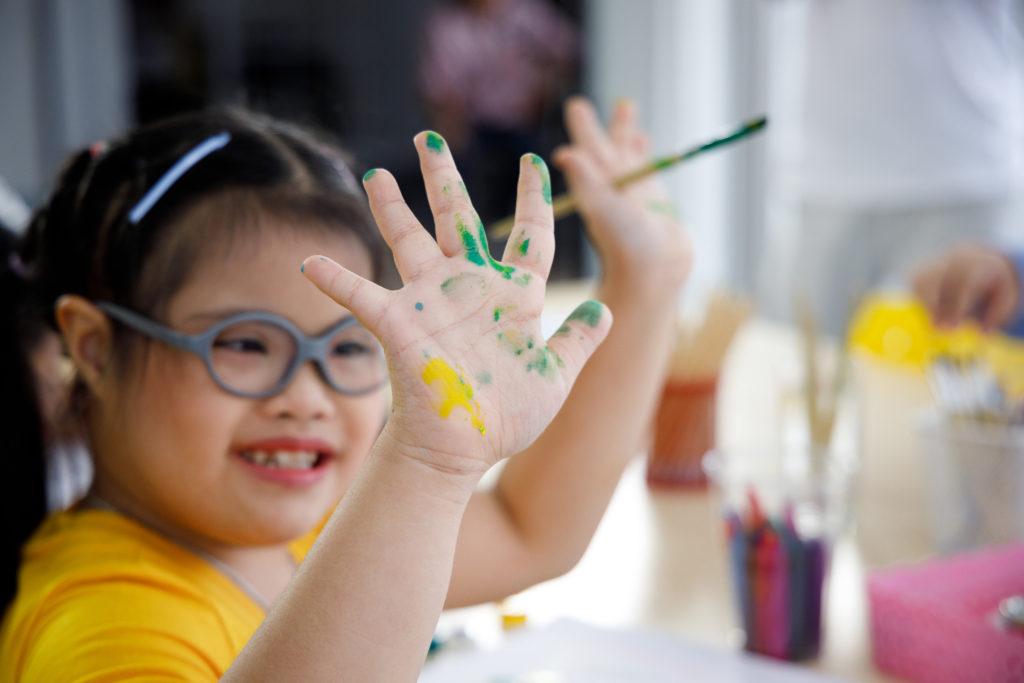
[[0, 508, 281, 681]]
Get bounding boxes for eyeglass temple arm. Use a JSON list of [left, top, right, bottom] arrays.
[[96, 302, 204, 354]]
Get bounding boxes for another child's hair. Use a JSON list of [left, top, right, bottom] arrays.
[[1, 108, 386, 612]]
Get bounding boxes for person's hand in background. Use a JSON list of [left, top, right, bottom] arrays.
[[912, 244, 1021, 332]]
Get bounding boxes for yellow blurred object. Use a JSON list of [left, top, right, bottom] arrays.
[[847, 294, 1024, 397], [501, 612, 528, 631]]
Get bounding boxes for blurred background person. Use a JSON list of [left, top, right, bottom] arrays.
[[419, 0, 580, 225], [759, 0, 1024, 337], [912, 242, 1024, 336]]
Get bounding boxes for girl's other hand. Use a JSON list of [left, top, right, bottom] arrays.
[[301, 133, 611, 482], [554, 96, 692, 292]]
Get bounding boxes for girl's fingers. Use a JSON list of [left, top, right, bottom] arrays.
[[414, 131, 478, 259], [363, 169, 444, 284], [564, 96, 618, 173], [501, 154, 555, 279], [608, 98, 638, 148], [552, 146, 615, 222], [546, 300, 613, 386], [301, 255, 390, 336]]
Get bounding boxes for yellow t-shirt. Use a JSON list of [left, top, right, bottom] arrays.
[[0, 508, 321, 682]]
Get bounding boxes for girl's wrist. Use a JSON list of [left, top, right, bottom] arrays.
[[370, 427, 486, 506]]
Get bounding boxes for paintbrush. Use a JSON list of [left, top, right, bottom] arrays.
[[488, 116, 769, 239]]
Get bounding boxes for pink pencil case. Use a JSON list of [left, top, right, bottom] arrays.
[[869, 543, 1024, 682]]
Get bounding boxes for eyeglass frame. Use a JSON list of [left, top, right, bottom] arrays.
[[96, 301, 387, 399]]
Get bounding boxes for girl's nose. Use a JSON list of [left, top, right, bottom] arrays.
[[260, 362, 336, 421]]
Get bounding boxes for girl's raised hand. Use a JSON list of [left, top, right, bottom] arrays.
[[302, 133, 611, 478], [555, 97, 692, 289]]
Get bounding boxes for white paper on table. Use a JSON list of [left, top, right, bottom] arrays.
[[420, 619, 850, 683]]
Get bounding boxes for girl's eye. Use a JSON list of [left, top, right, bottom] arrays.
[[214, 338, 268, 354], [332, 341, 370, 357]]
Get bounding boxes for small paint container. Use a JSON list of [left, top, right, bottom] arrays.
[[647, 377, 718, 488]]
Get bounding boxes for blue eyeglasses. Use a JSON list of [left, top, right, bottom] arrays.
[[97, 302, 387, 399]]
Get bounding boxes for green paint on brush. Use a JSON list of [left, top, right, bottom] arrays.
[[415, 302, 424, 311], [476, 371, 492, 386], [518, 238, 530, 256], [456, 215, 486, 267], [362, 168, 378, 182], [425, 131, 446, 153], [567, 300, 604, 327], [527, 153, 552, 204]]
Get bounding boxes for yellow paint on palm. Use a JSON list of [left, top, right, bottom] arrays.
[[421, 358, 486, 435]]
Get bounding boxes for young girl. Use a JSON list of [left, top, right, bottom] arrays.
[[0, 97, 690, 680]]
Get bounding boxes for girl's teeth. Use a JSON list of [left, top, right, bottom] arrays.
[[241, 450, 319, 469]]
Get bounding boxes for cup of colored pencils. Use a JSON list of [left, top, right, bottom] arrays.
[[704, 447, 853, 660], [646, 292, 751, 488]]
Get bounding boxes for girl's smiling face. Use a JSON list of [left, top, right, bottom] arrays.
[[88, 224, 386, 550]]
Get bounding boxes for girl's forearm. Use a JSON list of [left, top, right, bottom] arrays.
[[447, 281, 680, 606], [225, 430, 480, 682]]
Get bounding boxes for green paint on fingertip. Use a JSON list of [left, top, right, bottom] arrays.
[[415, 302, 424, 311], [518, 238, 530, 256], [555, 323, 571, 336], [567, 300, 604, 327], [300, 262, 305, 273], [425, 131, 446, 153], [527, 153, 552, 204], [362, 168, 378, 182]]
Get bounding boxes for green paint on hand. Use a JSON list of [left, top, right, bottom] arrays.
[[647, 199, 679, 220], [476, 216, 516, 279], [526, 338, 534, 349], [567, 300, 604, 327], [415, 302, 424, 311], [525, 346, 563, 378], [299, 262, 305, 273], [425, 131, 446, 154], [456, 215, 486, 267], [514, 273, 532, 287], [363, 168, 378, 182], [442, 183, 451, 196], [554, 323, 571, 336], [458, 180, 468, 195], [497, 329, 529, 357], [528, 153, 552, 204], [476, 371, 492, 386], [518, 238, 530, 256], [493, 307, 502, 322], [439, 272, 486, 295]]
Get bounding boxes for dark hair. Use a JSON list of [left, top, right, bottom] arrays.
[[1, 108, 385, 613]]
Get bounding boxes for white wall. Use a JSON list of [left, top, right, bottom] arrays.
[[584, 0, 769, 303]]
